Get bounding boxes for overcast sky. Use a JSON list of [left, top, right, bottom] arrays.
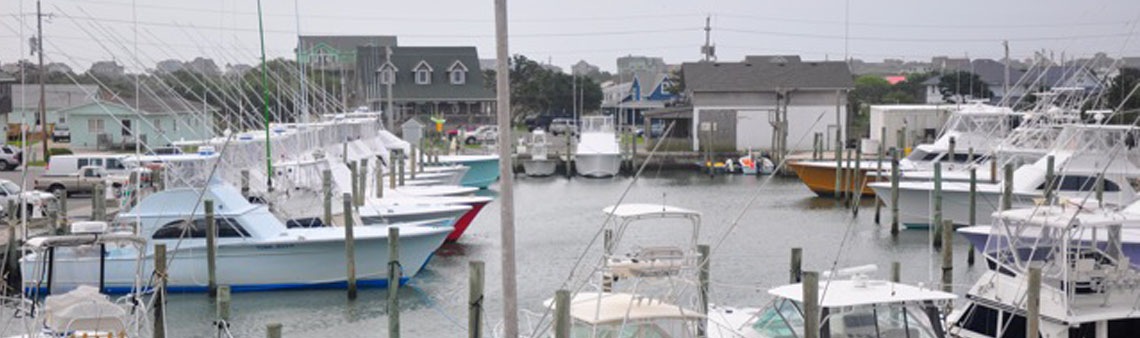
[[2, 0, 1140, 73]]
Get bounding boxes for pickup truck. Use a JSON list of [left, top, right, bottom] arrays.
[[0, 179, 56, 219], [34, 165, 127, 197]]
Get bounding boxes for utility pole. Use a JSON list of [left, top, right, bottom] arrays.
[[1003, 40, 1010, 106], [36, 0, 47, 163], [701, 16, 715, 62], [385, 46, 395, 130], [494, 0, 520, 337]]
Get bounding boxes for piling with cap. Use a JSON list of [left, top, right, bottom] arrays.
[[469, 260, 484, 338], [343, 193, 357, 300], [790, 247, 802, 283], [802, 271, 820, 338], [206, 200, 218, 297], [388, 226, 401, 337], [554, 289, 571, 338]]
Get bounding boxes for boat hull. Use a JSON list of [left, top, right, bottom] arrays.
[[22, 227, 451, 293], [446, 200, 489, 242], [787, 161, 878, 197], [439, 155, 500, 189], [575, 153, 621, 178], [522, 159, 557, 177], [870, 181, 1037, 229]]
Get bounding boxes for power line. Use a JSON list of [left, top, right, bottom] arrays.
[[717, 26, 1139, 43], [715, 12, 1137, 30]]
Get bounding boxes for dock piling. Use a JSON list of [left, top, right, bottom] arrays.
[[1096, 173, 1105, 207], [1044, 155, 1055, 204], [343, 193, 357, 300], [359, 159, 369, 207], [266, 323, 282, 338], [240, 170, 250, 198], [603, 229, 614, 292], [933, 162, 943, 247], [803, 271, 820, 338], [92, 183, 106, 222], [1002, 164, 1013, 211], [389, 150, 398, 189], [890, 150, 900, 235], [941, 219, 953, 293], [388, 227, 401, 338], [834, 140, 843, 204], [206, 199, 217, 297], [790, 247, 802, 283], [410, 147, 417, 180], [852, 149, 862, 215], [398, 152, 406, 187], [1028, 267, 1042, 338], [875, 132, 884, 224], [322, 170, 333, 226], [349, 161, 359, 208], [698, 244, 710, 338], [554, 289, 571, 338], [154, 244, 167, 338], [469, 261, 484, 338], [890, 261, 900, 283], [968, 167, 977, 266], [55, 189, 66, 227], [216, 285, 231, 335]]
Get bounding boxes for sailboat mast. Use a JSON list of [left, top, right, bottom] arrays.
[[494, 0, 519, 336], [257, 0, 273, 189], [295, 0, 309, 126]]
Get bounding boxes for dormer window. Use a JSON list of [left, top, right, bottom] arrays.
[[413, 60, 433, 85], [378, 62, 398, 85], [448, 60, 469, 85]]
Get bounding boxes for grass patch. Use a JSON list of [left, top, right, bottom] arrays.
[[25, 160, 46, 167]]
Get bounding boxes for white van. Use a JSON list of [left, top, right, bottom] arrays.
[[44, 154, 133, 177]]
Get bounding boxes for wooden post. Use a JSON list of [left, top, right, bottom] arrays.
[[128, 171, 139, 207], [554, 289, 571, 338], [602, 229, 614, 292], [359, 159, 369, 207], [941, 219, 953, 293], [698, 244, 710, 338], [398, 152, 407, 186], [895, 128, 905, 154], [968, 167, 977, 266], [322, 170, 333, 226], [1096, 173, 1105, 207], [802, 271, 820, 338], [154, 167, 165, 191], [1027, 267, 1041, 338], [240, 169, 250, 197], [990, 159, 998, 184], [875, 134, 884, 224], [375, 163, 384, 199], [216, 285, 231, 335], [469, 261, 484, 338], [348, 161, 359, 208], [790, 247, 802, 283], [890, 261, 900, 283], [1044, 155, 1055, 204], [410, 147, 417, 180], [388, 227, 401, 338], [153, 244, 167, 338], [343, 193, 357, 300], [55, 189, 66, 227], [933, 162, 943, 247], [266, 323, 282, 338], [947, 137, 956, 166], [92, 183, 105, 222], [1002, 163, 1013, 211], [631, 128, 638, 172], [834, 140, 843, 202], [206, 199, 218, 297], [389, 150, 398, 189], [852, 148, 862, 214], [6, 200, 14, 225], [890, 150, 900, 235]]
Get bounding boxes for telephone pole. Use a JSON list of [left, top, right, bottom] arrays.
[[36, 0, 47, 162], [701, 16, 715, 62]]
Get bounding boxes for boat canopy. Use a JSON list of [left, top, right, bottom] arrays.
[[767, 280, 956, 308], [546, 292, 704, 325], [604, 204, 700, 219], [994, 206, 1140, 229]]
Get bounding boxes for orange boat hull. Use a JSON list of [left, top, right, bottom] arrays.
[[787, 161, 878, 197]]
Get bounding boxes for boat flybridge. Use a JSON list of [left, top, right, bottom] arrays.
[[523, 129, 557, 177], [575, 116, 622, 178], [872, 124, 1140, 228], [709, 265, 956, 338], [790, 102, 1018, 197], [947, 201, 1140, 337]]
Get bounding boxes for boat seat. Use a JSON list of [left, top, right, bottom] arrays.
[[606, 246, 690, 278]]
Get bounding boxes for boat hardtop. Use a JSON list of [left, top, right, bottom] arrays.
[[546, 292, 705, 325], [603, 203, 701, 219], [767, 279, 956, 308]]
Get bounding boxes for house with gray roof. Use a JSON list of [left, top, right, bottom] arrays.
[[356, 46, 494, 124], [8, 84, 101, 125], [298, 35, 399, 108], [677, 56, 853, 152], [922, 58, 1104, 104]]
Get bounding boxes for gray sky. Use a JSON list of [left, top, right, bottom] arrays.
[[2, 0, 1140, 73]]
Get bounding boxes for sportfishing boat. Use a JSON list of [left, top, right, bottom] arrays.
[[575, 116, 622, 178], [523, 130, 557, 177], [788, 103, 1017, 197], [871, 124, 1140, 228], [710, 266, 956, 338], [946, 200, 1140, 337], [22, 181, 452, 292]]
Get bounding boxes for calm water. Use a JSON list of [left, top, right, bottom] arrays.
[[165, 172, 981, 337]]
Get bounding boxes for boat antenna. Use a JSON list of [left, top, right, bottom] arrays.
[[257, 0, 273, 190]]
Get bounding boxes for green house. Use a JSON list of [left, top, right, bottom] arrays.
[[12, 97, 216, 151]]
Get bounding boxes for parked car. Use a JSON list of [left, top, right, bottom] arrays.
[[34, 165, 128, 197], [0, 179, 56, 219], [0, 145, 22, 171], [44, 154, 133, 177], [52, 125, 70, 142], [548, 118, 578, 136], [465, 125, 498, 145]]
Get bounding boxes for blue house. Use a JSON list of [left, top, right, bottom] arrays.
[[602, 70, 676, 127]]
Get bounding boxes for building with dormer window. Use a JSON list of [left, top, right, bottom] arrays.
[[297, 35, 398, 107], [357, 46, 494, 124]]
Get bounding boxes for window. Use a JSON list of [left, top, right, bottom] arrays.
[[1036, 176, 1121, 192], [106, 158, 125, 170], [152, 217, 250, 239], [77, 158, 89, 168], [121, 119, 133, 137], [379, 69, 395, 85], [87, 119, 105, 133], [416, 69, 431, 85], [450, 70, 465, 85], [309, 49, 337, 67]]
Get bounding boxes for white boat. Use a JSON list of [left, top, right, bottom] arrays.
[[710, 271, 956, 338], [523, 130, 557, 177], [870, 124, 1140, 228], [22, 181, 452, 292], [946, 199, 1140, 337], [574, 116, 622, 178]]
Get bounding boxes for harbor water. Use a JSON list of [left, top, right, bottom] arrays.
[[164, 172, 980, 337]]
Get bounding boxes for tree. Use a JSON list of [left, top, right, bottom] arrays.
[[484, 54, 603, 122], [937, 71, 992, 103], [1108, 67, 1140, 124], [663, 67, 685, 99]]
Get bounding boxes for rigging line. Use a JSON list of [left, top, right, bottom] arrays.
[[715, 13, 1137, 29]]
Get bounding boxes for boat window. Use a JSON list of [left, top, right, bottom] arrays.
[[1036, 176, 1120, 192], [904, 149, 932, 162], [1109, 318, 1140, 336], [955, 303, 1034, 338], [0, 181, 21, 194], [152, 217, 250, 239], [828, 306, 938, 338], [750, 300, 804, 338]]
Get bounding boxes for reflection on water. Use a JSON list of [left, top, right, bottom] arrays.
[[162, 171, 980, 337]]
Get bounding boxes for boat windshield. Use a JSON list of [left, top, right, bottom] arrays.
[[1, 181, 21, 194], [581, 117, 615, 133], [904, 149, 939, 162], [751, 299, 940, 338]]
